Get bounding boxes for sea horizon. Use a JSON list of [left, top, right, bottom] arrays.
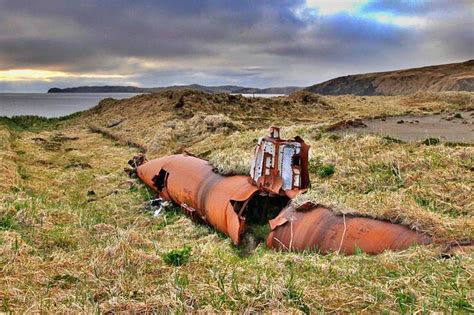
[[0, 92, 286, 118]]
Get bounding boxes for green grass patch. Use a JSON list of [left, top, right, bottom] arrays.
[[382, 135, 404, 144], [0, 112, 83, 131], [48, 274, 80, 289], [363, 161, 405, 192], [155, 210, 180, 230], [422, 137, 440, 145], [162, 245, 192, 266], [284, 269, 310, 314], [309, 159, 336, 178], [444, 141, 472, 147], [0, 215, 16, 230], [42, 225, 78, 251], [396, 290, 416, 313]]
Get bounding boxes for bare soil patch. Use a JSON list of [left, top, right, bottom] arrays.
[[333, 110, 474, 143]]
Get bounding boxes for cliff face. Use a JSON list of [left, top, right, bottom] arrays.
[[305, 60, 474, 96]]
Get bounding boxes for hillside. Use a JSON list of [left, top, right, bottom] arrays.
[[306, 60, 474, 96], [48, 84, 301, 94], [0, 90, 473, 312], [80, 89, 473, 155]]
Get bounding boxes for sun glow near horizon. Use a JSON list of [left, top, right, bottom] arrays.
[[0, 69, 127, 82]]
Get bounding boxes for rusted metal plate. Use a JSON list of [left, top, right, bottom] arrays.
[[137, 154, 258, 244], [250, 127, 310, 198], [266, 202, 432, 255]]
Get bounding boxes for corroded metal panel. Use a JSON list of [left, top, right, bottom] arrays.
[[249, 127, 310, 198]]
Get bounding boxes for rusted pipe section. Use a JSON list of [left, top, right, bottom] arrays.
[[136, 154, 259, 245], [266, 202, 432, 255]]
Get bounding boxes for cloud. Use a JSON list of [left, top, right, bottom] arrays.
[[361, 0, 471, 15], [0, 0, 471, 91], [0, 69, 127, 82], [305, 0, 366, 15]]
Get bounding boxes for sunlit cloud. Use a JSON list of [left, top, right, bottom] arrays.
[[305, 0, 367, 15], [0, 69, 128, 82], [304, 0, 429, 28], [367, 13, 429, 27]]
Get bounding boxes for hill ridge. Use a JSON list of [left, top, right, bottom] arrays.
[[305, 60, 474, 96]]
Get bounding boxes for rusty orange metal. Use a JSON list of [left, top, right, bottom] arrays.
[[266, 202, 432, 255], [136, 154, 259, 245], [132, 127, 434, 255], [249, 127, 310, 198]]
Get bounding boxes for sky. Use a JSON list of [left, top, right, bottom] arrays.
[[0, 0, 472, 92]]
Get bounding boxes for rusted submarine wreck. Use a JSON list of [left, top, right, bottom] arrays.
[[131, 127, 431, 255]]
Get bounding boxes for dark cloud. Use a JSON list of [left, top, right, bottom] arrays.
[[265, 13, 409, 60], [0, 0, 472, 90]]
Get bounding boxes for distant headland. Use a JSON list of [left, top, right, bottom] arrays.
[[47, 84, 301, 94]]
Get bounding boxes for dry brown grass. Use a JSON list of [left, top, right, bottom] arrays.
[[79, 90, 473, 157], [0, 125, 18, 192], [1, 91, 473, 313], [186, 125, 473, 241], [78, 89, 473, 239]]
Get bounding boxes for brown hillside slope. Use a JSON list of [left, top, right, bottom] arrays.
[[80, 89, 473, 155], [81, 89, 335, 153], [306, 60, 474, 96]]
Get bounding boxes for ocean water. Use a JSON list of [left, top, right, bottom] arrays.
[[0, 93, 140, 118], [0, 92, 286, 118]]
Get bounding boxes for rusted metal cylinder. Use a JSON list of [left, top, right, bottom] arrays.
[[136, 154, 259, 245], [266, 202, 432, 255]]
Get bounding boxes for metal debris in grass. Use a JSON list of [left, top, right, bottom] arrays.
[[143, 197, 172, 217], [133, 127, 435, 255]]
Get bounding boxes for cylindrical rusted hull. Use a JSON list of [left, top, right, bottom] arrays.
[[136, 154, 258, 245], [267, 203, 432, 255]]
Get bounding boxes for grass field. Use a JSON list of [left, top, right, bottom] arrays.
[[0, 91, 472, 312]]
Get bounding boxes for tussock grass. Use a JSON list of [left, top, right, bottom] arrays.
[[78, 90, 472, 155], [199, 127, 473, 241], [89, 125, 147, 152], [0, 125, 19, 192], [1, 91, 473, 312], [207, 150, 253, 176], [403, 91, 474, 108]]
